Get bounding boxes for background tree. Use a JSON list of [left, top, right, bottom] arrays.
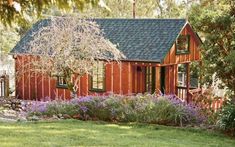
[[189, 0, 235, 99], [15, 17, 124, 96], [0, 0, 99, 26], [0, 24, 19, 54], [82, 0, 192, 18], [1, 0, 198, 54]]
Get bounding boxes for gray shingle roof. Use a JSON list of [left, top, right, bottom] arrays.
[[11, 18, 187, 63]]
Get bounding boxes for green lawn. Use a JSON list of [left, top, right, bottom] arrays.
[[0, 120, 234, 147]]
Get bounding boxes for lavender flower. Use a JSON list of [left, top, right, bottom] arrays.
[[27, 101, 48, 113], [80, 106, 88, 113], [77, 96, 93, 103]]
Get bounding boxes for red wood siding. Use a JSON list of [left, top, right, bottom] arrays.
[[162, 24, 201, 65], [165, 65, 177, 94], [105, 63, 112, 92], [113, 62, 121, 94], [155, 66, 161, 93], [15, 58, 137, 100], [161, 24, 201, 95]]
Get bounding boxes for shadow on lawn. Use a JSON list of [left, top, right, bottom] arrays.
[[92, 120, 229, 138]]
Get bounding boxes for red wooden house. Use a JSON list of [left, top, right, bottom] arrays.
[[11, 19, 201, 101]]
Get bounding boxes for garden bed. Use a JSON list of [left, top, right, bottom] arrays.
[[24, 94, 205, 126]]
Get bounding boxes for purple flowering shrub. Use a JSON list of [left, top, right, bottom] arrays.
[[73, 96, 111, 120], [24, 101, 48, 116], [153, 95, 206, 126], [26, 100, 79, 118], [25, 94, 206, 126]]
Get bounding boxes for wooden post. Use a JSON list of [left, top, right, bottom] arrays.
[[155, 66, 161, 94], [186, 63, 190, 103], [174, 64, 178, 96], [128, 62, 132, 94], [5, 75, 9, 97]]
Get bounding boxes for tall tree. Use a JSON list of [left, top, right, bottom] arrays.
[[0, 24, 19, 54], [189, 0, 235, 98], [82, 0, 188, 18], [0, 0, 99, 26]]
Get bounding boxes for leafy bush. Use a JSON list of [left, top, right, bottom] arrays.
[[24, 94, 205, 126], [45, 101, 79, 117], [217, 100, 235, 136]]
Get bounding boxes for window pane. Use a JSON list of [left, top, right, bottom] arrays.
[[90, 61, 105, 91], [176, 35, 189, 52], [92, 80, 98, 89], [57, 76, 67, 88], [97, 82, 104, 89], [146, 67, 153, 93]]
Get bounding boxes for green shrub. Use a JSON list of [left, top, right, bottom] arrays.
[[146, 97, 189, 126], [217, 101, 235, 136], [44, 101, 79, 117]]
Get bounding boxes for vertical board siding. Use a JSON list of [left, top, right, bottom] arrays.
[[30, 68, 36, 100], [132, 66, 137, 93], [119, 62, 122, 94], [121, 62, 129, 94], [111, 63, 114, 92], [132, 66, 146, 94], [105, 63, 112, 92], [113, 62, 121, 94], [36, 73, 42, 100], [163, 24, 201, 65], [128, 62, 132, 94], [15, 56, 23, 99], [155, 66, 161, 93], [161, 24, 201, 96], [57, 88, 64, 100], [50, 78, 56, 100], [80, 75, 88, 96], [16, 56, 130, 100], [65, 89, 70, 100], [171, 65, 176, 94], [174, 65, 178, 95], [23, 56, 29, 100], [43, 76, 50, 99]]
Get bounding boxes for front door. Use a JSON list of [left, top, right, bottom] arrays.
[[145, 67, 156, 94]]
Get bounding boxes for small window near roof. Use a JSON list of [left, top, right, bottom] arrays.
[[176, 35, 190, 54], [57, 76, 67, 88], [90, 61, 105, 92]]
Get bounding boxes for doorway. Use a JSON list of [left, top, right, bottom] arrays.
[[160, 66, 165, 94]]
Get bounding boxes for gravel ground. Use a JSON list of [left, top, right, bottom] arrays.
[[0, 107, 26, 122]]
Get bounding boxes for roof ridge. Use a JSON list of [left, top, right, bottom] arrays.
[[36, 17, 187, 21], [90, 18, 186, 20]]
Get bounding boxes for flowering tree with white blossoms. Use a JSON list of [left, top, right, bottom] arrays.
[[19, 16, 124, 97]]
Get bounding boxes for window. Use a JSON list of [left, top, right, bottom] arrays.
[[176, 35, 190, 54], [90, 61, 105, 91], [57, 76, 67, 88]]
